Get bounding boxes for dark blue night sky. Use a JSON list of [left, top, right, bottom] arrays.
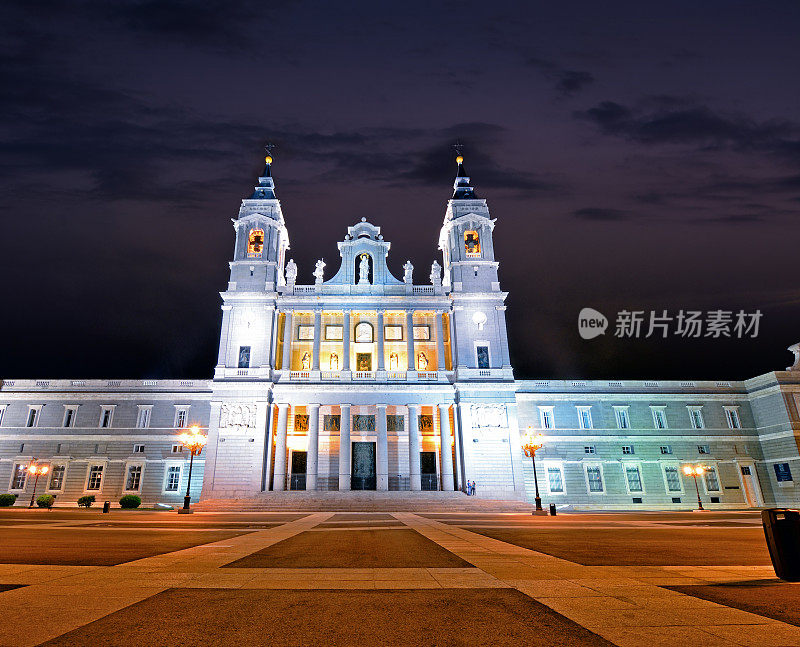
[[1, 1, 799, 380]]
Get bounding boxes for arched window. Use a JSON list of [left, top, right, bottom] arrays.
[[247, 229, 264, 258], [464, 230, 481, 256]]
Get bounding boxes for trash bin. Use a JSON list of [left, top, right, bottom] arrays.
[[102, 501, 110, 514], [549, 503, 557, 516], [762, 508, 800, 581]]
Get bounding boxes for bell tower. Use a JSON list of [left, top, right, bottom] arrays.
[[439, 153, 511, 375], [214, 152, 289, 377]]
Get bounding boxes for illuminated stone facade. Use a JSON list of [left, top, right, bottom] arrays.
[[1, 156, 799, 509]]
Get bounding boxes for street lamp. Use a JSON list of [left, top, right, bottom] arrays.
[[521, 428, 545, 513], [178, 425, 207, 514], [27, 461, 49, 508], [683, 464, 706, 511]]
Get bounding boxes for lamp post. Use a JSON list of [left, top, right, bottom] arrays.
[[683, 464, 706, 511], [178, 425, 207, 514], [521, 428, 545, 513], [27, 461, 49, 508]]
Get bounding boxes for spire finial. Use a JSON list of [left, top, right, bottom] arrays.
[[453, 141, 464, 165], [264, 142, 276, 165]]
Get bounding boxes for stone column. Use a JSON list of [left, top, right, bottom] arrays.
[[281, 311, 293, 371], [342, 311, 351, 372], [338, 404, 351, 490], [407, 404, 421, 491], [250, 401, 270, 493], [376, 404, 389, 491], [406, 310, 415, 371], [438, 403, 455, 491], [312, 310, 322, 371], [377, 310, 385, 371], [436, 311, 446, 371], [273, 403, 289, 490], [216, 305, 232, 366], [306, 403, 320, 490]]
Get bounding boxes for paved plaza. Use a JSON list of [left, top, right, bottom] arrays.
[[0, 508, 797, 646]]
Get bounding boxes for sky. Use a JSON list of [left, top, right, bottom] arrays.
[[1, 0, 799, 381]]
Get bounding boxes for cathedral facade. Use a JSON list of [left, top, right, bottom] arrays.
[[1, 155, 799, 509]]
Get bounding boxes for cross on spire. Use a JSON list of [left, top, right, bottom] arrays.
[[452, 141, 464, 158], [264, 142, 276, 157]]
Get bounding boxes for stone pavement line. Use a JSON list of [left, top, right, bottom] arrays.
[[0, 512, 332, 647], [395, 513, 800, 647]]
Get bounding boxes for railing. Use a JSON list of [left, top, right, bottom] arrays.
[[354, 371, 375, 380], [465, 252, 481, 258], [289, 474, 306, 490], [388, 371, 407, 380], [421, 474, 439, 491], [293, 286, 316, 294], [290, 371, 311, 380], [417, 371, 438, 380], [478, 370, 491, 377], [320, 371, 340, 380], [412, 286, 434, 294]]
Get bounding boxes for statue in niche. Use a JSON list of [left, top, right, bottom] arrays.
[[329, 352, 339, 370], [358, 254, 370, 285], [430, 260, 442, 286], [389, 352, 399, 370], [417, 351, 429, 371], [300, 352, 311, 370], [285, 259, 298, 285], [313, 259, 325, 284], [403, 260, 413, 284]]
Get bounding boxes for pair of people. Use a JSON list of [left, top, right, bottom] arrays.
[[466, 480, 476, 496]]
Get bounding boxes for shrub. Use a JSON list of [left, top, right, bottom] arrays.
[[77, 495, 95, 508], [0, 494, 17, 507], [36, 494, 55, 509], [119, 495, 141, 509]]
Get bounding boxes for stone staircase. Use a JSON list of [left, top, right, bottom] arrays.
[[192, 491, 534, 512]]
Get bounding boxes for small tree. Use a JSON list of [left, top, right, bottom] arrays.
[[119, 494, 141, 509], [36, 494, 55, 509], [77, 495, 95, 508], [0, 494, 17, 507]]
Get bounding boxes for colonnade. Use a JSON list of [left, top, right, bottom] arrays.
[[270, 403, 456, 492]]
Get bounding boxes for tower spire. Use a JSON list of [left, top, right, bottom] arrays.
[[451, 145, 476, 199], [250, 143, 277, 199]]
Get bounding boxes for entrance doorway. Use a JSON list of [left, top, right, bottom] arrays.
[[739, 465, 763, 506], [351, 441, 376, 490], [356, 353, 372, 372], [290, 451, 307, 490], [420, 451, 438, 491]]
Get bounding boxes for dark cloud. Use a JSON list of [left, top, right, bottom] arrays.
[[572, 207, 629, 221], [527, 57, 595, 96]]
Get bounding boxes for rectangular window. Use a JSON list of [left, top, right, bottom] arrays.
[[175, 408, 188, 429], [577, 407, 593, 430], [652, 408, 668, 429], [99, 407, 113, 428], [539, 408, 554, 429], [774, 463, 793, 482], [586, 466, 604, 492], [26, 407, 40, 428], [698, 444, 710, 454], [547, 466, 564, 493], [689, 408, 705, 429], [172, 444, 183, 453], [724, 407, 741, 429], [63, 407, 77, 428], [49, 465, 65, 491], [476, 345, 490, 369], [614, 408, 630, 430], [136, 407, 152, 429], [625, 465, 643, 492], [704, 467, 721, 492], [584, 445, 596, 455], [11, 464, 27, 490], [664, 466, 682, 492], [165, 466, 181, 492], [238, 346, 251, 369], [86, 465, 104, 490], [660, 445, 673, 455], [622, 445, 634, 455], [133, 444, 145, 453], [125, 465, 142, 491]]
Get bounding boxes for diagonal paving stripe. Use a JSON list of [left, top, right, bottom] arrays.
[[0, 513, 332, 647], [395, 512, 800, 647]]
